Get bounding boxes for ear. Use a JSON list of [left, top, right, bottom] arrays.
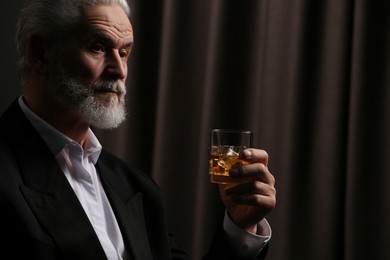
[[28, 34, 49, 74]]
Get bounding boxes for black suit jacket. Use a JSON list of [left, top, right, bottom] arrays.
[[0, 99, 268, 260]]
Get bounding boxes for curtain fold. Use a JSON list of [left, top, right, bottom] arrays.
[[345, 1, 390, 259]]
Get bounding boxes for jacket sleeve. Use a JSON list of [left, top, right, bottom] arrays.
[[202, 223, 269, 260]]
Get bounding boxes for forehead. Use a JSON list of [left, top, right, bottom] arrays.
[[80, 4, 133, 42]]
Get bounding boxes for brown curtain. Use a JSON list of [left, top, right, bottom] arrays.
[[2, 0, 389, 259]]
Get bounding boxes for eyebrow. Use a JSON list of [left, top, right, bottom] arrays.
[[84, 30, 133, 48]]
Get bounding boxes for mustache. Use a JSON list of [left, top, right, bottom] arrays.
[[92, 80, 127, 95]]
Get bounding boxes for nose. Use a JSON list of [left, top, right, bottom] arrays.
[[105, 50, 127, 80]]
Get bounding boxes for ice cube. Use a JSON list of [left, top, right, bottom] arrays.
[[218, 147, 240, 170]]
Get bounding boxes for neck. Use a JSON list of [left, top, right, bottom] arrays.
[[22, 91, 90, 147]]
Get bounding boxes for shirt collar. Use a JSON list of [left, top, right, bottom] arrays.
[[18, 96, 102, 164]]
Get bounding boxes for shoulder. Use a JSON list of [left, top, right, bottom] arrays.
[[97, 149, 167, 214], [98, 149, 160, 191]]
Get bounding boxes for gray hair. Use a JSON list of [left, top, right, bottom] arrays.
[[16, 0, 131, 85]]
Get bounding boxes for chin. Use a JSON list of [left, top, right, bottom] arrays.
[[78, 94, 127, 130]]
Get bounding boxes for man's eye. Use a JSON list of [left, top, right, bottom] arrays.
[[91, 43, 105, 53], [119, 49, 129, 59]]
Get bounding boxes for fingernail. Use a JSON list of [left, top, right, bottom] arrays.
[[243, 150, 252, 160]]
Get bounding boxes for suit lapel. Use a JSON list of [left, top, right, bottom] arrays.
[[97, 160, 154, 260], [20, 175, 107, 260], [7, 101, 106, 259]]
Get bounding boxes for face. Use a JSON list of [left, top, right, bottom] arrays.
[[48, 4, 134, 129]]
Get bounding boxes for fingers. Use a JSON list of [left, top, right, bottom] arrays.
[[230, 148, 274, 185], [225, 181, 274, 196], [224, 181, 277, 208], [242, 148, 268, 166], [220, 148, 276, 228], [231, 163, 275, 184], [228, 148, 276, 202]]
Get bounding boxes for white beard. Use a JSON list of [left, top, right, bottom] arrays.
[[48, 68, 128, 129]]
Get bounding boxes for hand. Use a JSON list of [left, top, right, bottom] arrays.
[[219, 148, 276, 234]]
